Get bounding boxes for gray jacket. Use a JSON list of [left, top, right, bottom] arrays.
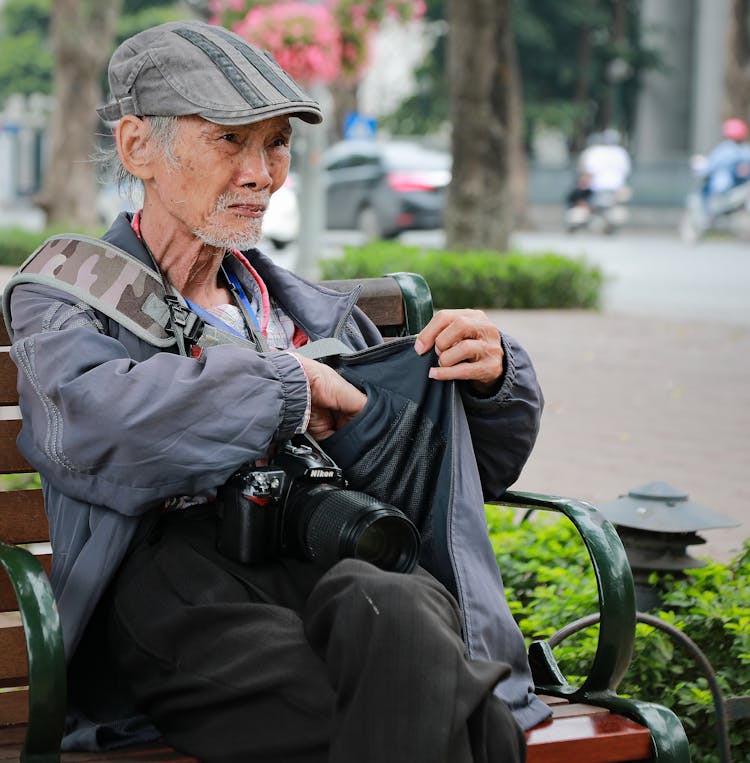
[[7, 213, 550, 746]]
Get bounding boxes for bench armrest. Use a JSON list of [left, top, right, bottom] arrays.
[[0, 540, 66, 762], [491, 491, 636, 697], [492, 492, 692, 762]]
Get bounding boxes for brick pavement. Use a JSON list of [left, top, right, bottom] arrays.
[[491, 309, 750, 565]]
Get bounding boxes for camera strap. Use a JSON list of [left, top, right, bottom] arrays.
[[293, 337, 354, 360], [2, 233, 262, 355]]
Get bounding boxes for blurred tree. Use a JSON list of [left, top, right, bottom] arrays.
[[444, 0, 513, 250], [726, 0, 750, 122], [0, 0, 53, 105], [387, 0, 659, 154], [0, 1, 187, 110], [35, 0, 123, 226], [9, 0, 186, 227], [508, 0, 655, 153]]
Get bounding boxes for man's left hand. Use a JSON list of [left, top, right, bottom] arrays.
[[414, 309, 504, 395]]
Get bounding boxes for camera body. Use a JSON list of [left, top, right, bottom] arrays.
[[217, 435, 420, 573]]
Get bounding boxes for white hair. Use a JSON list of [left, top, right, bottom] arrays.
[[97, 115, 181, 206]]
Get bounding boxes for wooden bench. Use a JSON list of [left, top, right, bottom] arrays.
[[0, 272, 690, 762]]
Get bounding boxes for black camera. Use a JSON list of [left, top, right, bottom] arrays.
[[217, 435, 420, 573]]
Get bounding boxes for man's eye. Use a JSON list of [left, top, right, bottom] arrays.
[[220, 133, 239, 143]]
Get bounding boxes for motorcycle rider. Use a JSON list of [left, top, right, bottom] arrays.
[[566, 129, 631, 233], [701, 118, 750, 208], [577, 128, 631, 196]]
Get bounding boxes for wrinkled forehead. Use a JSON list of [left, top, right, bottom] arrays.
[[192, 113, 294, 136]]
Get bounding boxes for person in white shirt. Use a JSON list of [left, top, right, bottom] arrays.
[[578, 129, 631, 194]]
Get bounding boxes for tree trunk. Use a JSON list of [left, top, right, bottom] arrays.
[[37, 0, 122, 228], [571, 22, 593, 154], [444, 0, 513, 251], [507, 34, 529, 230], [725, 0, 750, 121], [328, 80, 359, 143]]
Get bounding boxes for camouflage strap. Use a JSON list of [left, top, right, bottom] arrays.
[[2, 233, 355, 361], [1, 234, 261, 354], [3, 234, 180, 347]]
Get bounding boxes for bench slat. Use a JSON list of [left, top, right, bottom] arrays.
[[0, 353, 17, 407], [322, 278, 406, 330], [526, 708, 652, 763], [0, 689, 27, 728], [0, 551, 51, 614], [0, 707, 655, 763], [0, 421, 33, 474], [0, 620, 28, 684], [0, 491, 47, 544], [58, 748, 199, 762]]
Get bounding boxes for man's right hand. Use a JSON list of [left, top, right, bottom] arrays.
[[295, 355, 367, 440]]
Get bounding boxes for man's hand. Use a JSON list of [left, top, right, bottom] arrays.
[[413, 309, 505, 395], [295, 355, 367, 440]]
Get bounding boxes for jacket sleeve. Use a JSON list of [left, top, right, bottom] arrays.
[[459, 333, 543, 499], [8, 283, 310, 516]]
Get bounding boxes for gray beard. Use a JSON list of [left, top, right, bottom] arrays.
[[193, 191, 267, 252], [192, 225, 262, 252]]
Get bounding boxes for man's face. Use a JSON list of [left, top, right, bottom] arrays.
[[147, 115, 292, 251]]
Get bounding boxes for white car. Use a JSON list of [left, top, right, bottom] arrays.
[[262, 175, 299, 249]]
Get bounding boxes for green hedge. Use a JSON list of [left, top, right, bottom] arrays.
[[488, 505, 750, 763], [0, 225, 105, 267], [319, 241, 604, 310]]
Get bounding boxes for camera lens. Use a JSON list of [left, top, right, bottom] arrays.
[[354, 516, 419, 572], [288, 485, 420, 573]]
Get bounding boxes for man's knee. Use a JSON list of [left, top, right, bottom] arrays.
[[305, 559, 464, 642]]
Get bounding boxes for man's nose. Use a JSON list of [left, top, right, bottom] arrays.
[[237, 151, 273, 189]]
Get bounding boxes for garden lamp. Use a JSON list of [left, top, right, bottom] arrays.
[[599, 481, 739, 610]]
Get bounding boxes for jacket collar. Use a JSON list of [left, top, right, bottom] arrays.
[[102, 212, 360, 342]]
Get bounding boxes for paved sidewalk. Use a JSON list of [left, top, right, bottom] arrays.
[[491, 309, 749, 565]]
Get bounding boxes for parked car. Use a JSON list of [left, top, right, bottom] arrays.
[[323, 140, 451, 239], [262, 174, 299, 250]]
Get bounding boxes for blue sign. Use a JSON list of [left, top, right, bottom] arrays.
[[343, 112, 377, 140]]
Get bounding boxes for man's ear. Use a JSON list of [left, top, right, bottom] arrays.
[[116, 115, 155, 180]]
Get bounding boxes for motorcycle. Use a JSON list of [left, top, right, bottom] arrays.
[[679, 155, 750, 243], [564, 186, 631, 235]]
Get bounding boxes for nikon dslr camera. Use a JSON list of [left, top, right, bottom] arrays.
[[217, 435, 420, 573]]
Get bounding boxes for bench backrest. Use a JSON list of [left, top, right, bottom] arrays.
[[0, 274, 431, 729]]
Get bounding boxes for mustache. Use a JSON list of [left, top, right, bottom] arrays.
[[215, 191, 270, 210]]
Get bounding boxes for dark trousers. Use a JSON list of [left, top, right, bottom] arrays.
[[102, 508, 526, 763]]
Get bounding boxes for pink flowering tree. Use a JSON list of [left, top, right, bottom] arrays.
[[234, 3, 343, 85], [208, 0, 426, 132]]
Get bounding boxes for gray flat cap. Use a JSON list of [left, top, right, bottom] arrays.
[[97, 20, 323, 126]]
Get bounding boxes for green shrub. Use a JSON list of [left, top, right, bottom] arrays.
[[0, 473, 40, 491], [0, 225, 105, 267], [320, 241, 604, 310], [487, 504, 750, 763]]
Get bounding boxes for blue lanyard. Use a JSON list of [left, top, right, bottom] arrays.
[[223, 265, 261, 331], [183, 297, 248, 339], [182, 266, 261, 340]]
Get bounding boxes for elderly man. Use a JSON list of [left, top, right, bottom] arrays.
[[5, 20, 549, 763]]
